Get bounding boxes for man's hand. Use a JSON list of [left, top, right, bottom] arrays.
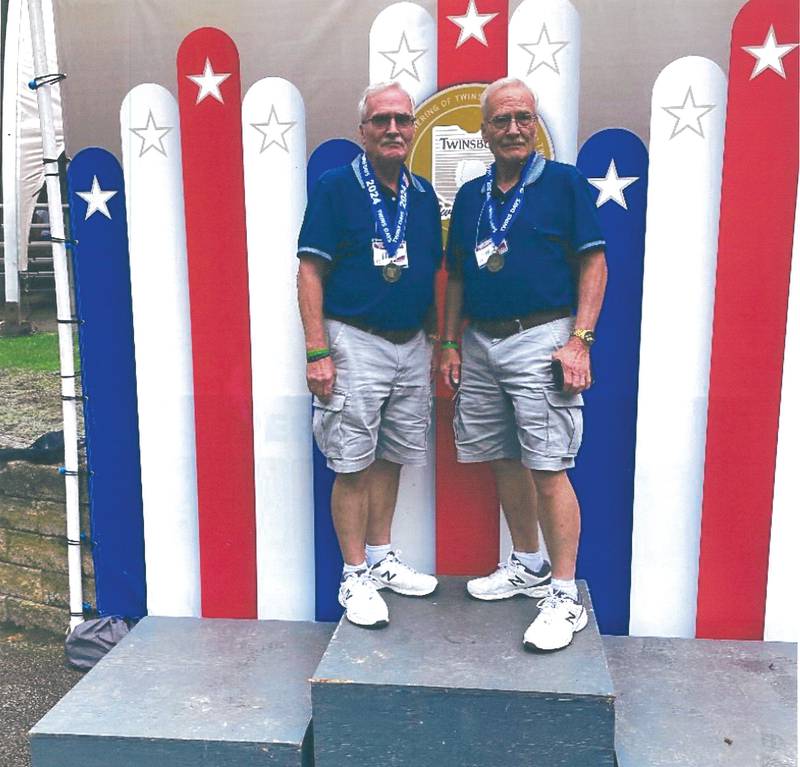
[[439, 347, 462, 392], [307, 356, 336, 401], [551, 336, 592, 394]]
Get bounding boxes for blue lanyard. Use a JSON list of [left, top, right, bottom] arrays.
[[359, 153, 409, 260], [482, 153, 535, 248]]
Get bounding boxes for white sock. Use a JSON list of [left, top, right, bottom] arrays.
[[512, 549, 544, 573], [551, 578, 578, 600], [365, 543, 392, 567], [342, 560, 367, 579]]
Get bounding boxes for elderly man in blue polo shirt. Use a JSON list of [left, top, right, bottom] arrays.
[[296, 82, 441, 628], [440, 77, 608, 652]]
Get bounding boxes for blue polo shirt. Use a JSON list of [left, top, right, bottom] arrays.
[[297, 156, 442, 331], [446, 154, 605, 321]]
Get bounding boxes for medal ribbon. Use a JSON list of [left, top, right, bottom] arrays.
[[482, 153, 536, 249], [359, 152, 409, 261]]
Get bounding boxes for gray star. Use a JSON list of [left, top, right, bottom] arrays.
[[379, 32, 427, 81], [251, 106, 296, 153], [519, 24, 569, 75], [130, 110, 173, 157], [662, 87, 715, 139]]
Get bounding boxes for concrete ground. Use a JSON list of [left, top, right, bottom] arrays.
[[0, 624, 83, 767]]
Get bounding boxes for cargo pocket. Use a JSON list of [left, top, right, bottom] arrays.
[[544, 389, 584, 457], [312, 391, 347, 459]]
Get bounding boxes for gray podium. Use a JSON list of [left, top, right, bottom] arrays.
[[30, 617, 333, 767], [29, 589, 797, 766], [311, 577, 617, 767]]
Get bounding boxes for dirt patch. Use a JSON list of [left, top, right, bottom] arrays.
[[0, 369, 81, 450]]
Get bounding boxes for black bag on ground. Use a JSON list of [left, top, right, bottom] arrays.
[[64, 616, 132, 671]]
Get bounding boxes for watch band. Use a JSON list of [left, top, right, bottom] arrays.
[[571, 328, 596, 347]]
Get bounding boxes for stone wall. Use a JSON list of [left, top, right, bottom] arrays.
[[0, 461, 94, 634]]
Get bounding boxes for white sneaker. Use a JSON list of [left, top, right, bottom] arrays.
[[466, 554, 552, 601], [369, 551, 438, 596], [523, 589, 588, 652], [338, 570, 389, 628]]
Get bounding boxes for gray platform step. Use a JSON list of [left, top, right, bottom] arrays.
[[311, 577, 616, 767], [606, 635, 797, 767], [30, 616, 334, 767]]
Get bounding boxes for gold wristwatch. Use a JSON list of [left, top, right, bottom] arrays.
[[571, 328, 596, 347]]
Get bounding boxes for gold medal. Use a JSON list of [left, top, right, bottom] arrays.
[[383, 263, 402, 283], [486, 250, 505, 272]]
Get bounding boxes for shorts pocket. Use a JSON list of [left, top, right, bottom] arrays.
[[543, 389, 583, 457], [312, 391, 347, 459]]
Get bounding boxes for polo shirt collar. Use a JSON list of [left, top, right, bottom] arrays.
[[351, 154, 425, 193], [481, 152, 546, 193]]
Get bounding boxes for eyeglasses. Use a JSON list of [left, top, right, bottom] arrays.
[[362, 112, 416, 129], [488, 111, 537, 130]]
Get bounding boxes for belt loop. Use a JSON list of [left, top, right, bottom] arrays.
[[515, 318, 524, 333]]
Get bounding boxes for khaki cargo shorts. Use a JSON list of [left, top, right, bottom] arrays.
[[454, 317, 584, 471], [312, 319, 432, 474]]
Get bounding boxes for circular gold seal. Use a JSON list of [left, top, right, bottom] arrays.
[[409, 83, 554, 240], [486, 250, 505, 272], [382, 262, 402, 283]]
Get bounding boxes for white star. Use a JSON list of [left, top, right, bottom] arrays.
[[742, 25, 798, 80], [447, 0, 498, 48], [588, 159, 638, 210], [251, 106, 296, 153], [379, 32, 427, 81], [187, 58, 231, 104], [76, 176, 117, 220], [519, 24, 569, 75], [662, 87, 715, 139], [129, 110, 172, 157]]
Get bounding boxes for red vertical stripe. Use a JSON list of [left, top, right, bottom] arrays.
[[696, 0, 798, 639], [177, 28, 257, 618], [435, 1, 507, 575], [437, 0, 508, 88]]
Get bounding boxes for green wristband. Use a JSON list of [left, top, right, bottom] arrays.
[[441, 340, 459, 350], [306, 347, 330, 362]]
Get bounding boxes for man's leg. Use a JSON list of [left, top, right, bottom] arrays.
[[331, 467, 390, 628], [491, 458, 540, 552], [331, 468, 371, 566], [365, 459, 402, 547], [529, 469, 580, 581], [523, 468, 587, 651]]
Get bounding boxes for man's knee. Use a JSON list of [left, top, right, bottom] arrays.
[[530, 468, 570, 498]]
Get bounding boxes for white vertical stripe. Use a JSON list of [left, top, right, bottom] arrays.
[[369, 2, 437, 575], [121, 84, 200, 617], [629, 57, 727, 638], [242, 77, 314, 620], [763, 178, 800, 642], [508, 0, 581, 163], [369, 2, 437, 107]]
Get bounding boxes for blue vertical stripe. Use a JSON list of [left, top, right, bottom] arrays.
[[68, 148, 146, 619], [573, 130, 649, 635], [307, 138, 362, 621]]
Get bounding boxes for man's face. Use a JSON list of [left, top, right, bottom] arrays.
[[359, 87, 416, 166], [481, 85, 537, 167]]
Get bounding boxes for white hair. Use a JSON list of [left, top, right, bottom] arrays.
[[358, 81, 416, 122], [480, 77, 537, 119]]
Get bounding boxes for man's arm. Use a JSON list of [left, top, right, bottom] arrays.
[[551, 249, 607, 394], [439, 271, 465, 391], [297, 254, 336, 401]]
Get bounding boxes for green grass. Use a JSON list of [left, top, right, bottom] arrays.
[[0, 332, 66, 372]]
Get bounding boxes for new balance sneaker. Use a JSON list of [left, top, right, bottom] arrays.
[[523, 589, 588, 652], [369, 551, 438, 596], [338, 570, 389, 628], [466, 554, 552, 601]]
